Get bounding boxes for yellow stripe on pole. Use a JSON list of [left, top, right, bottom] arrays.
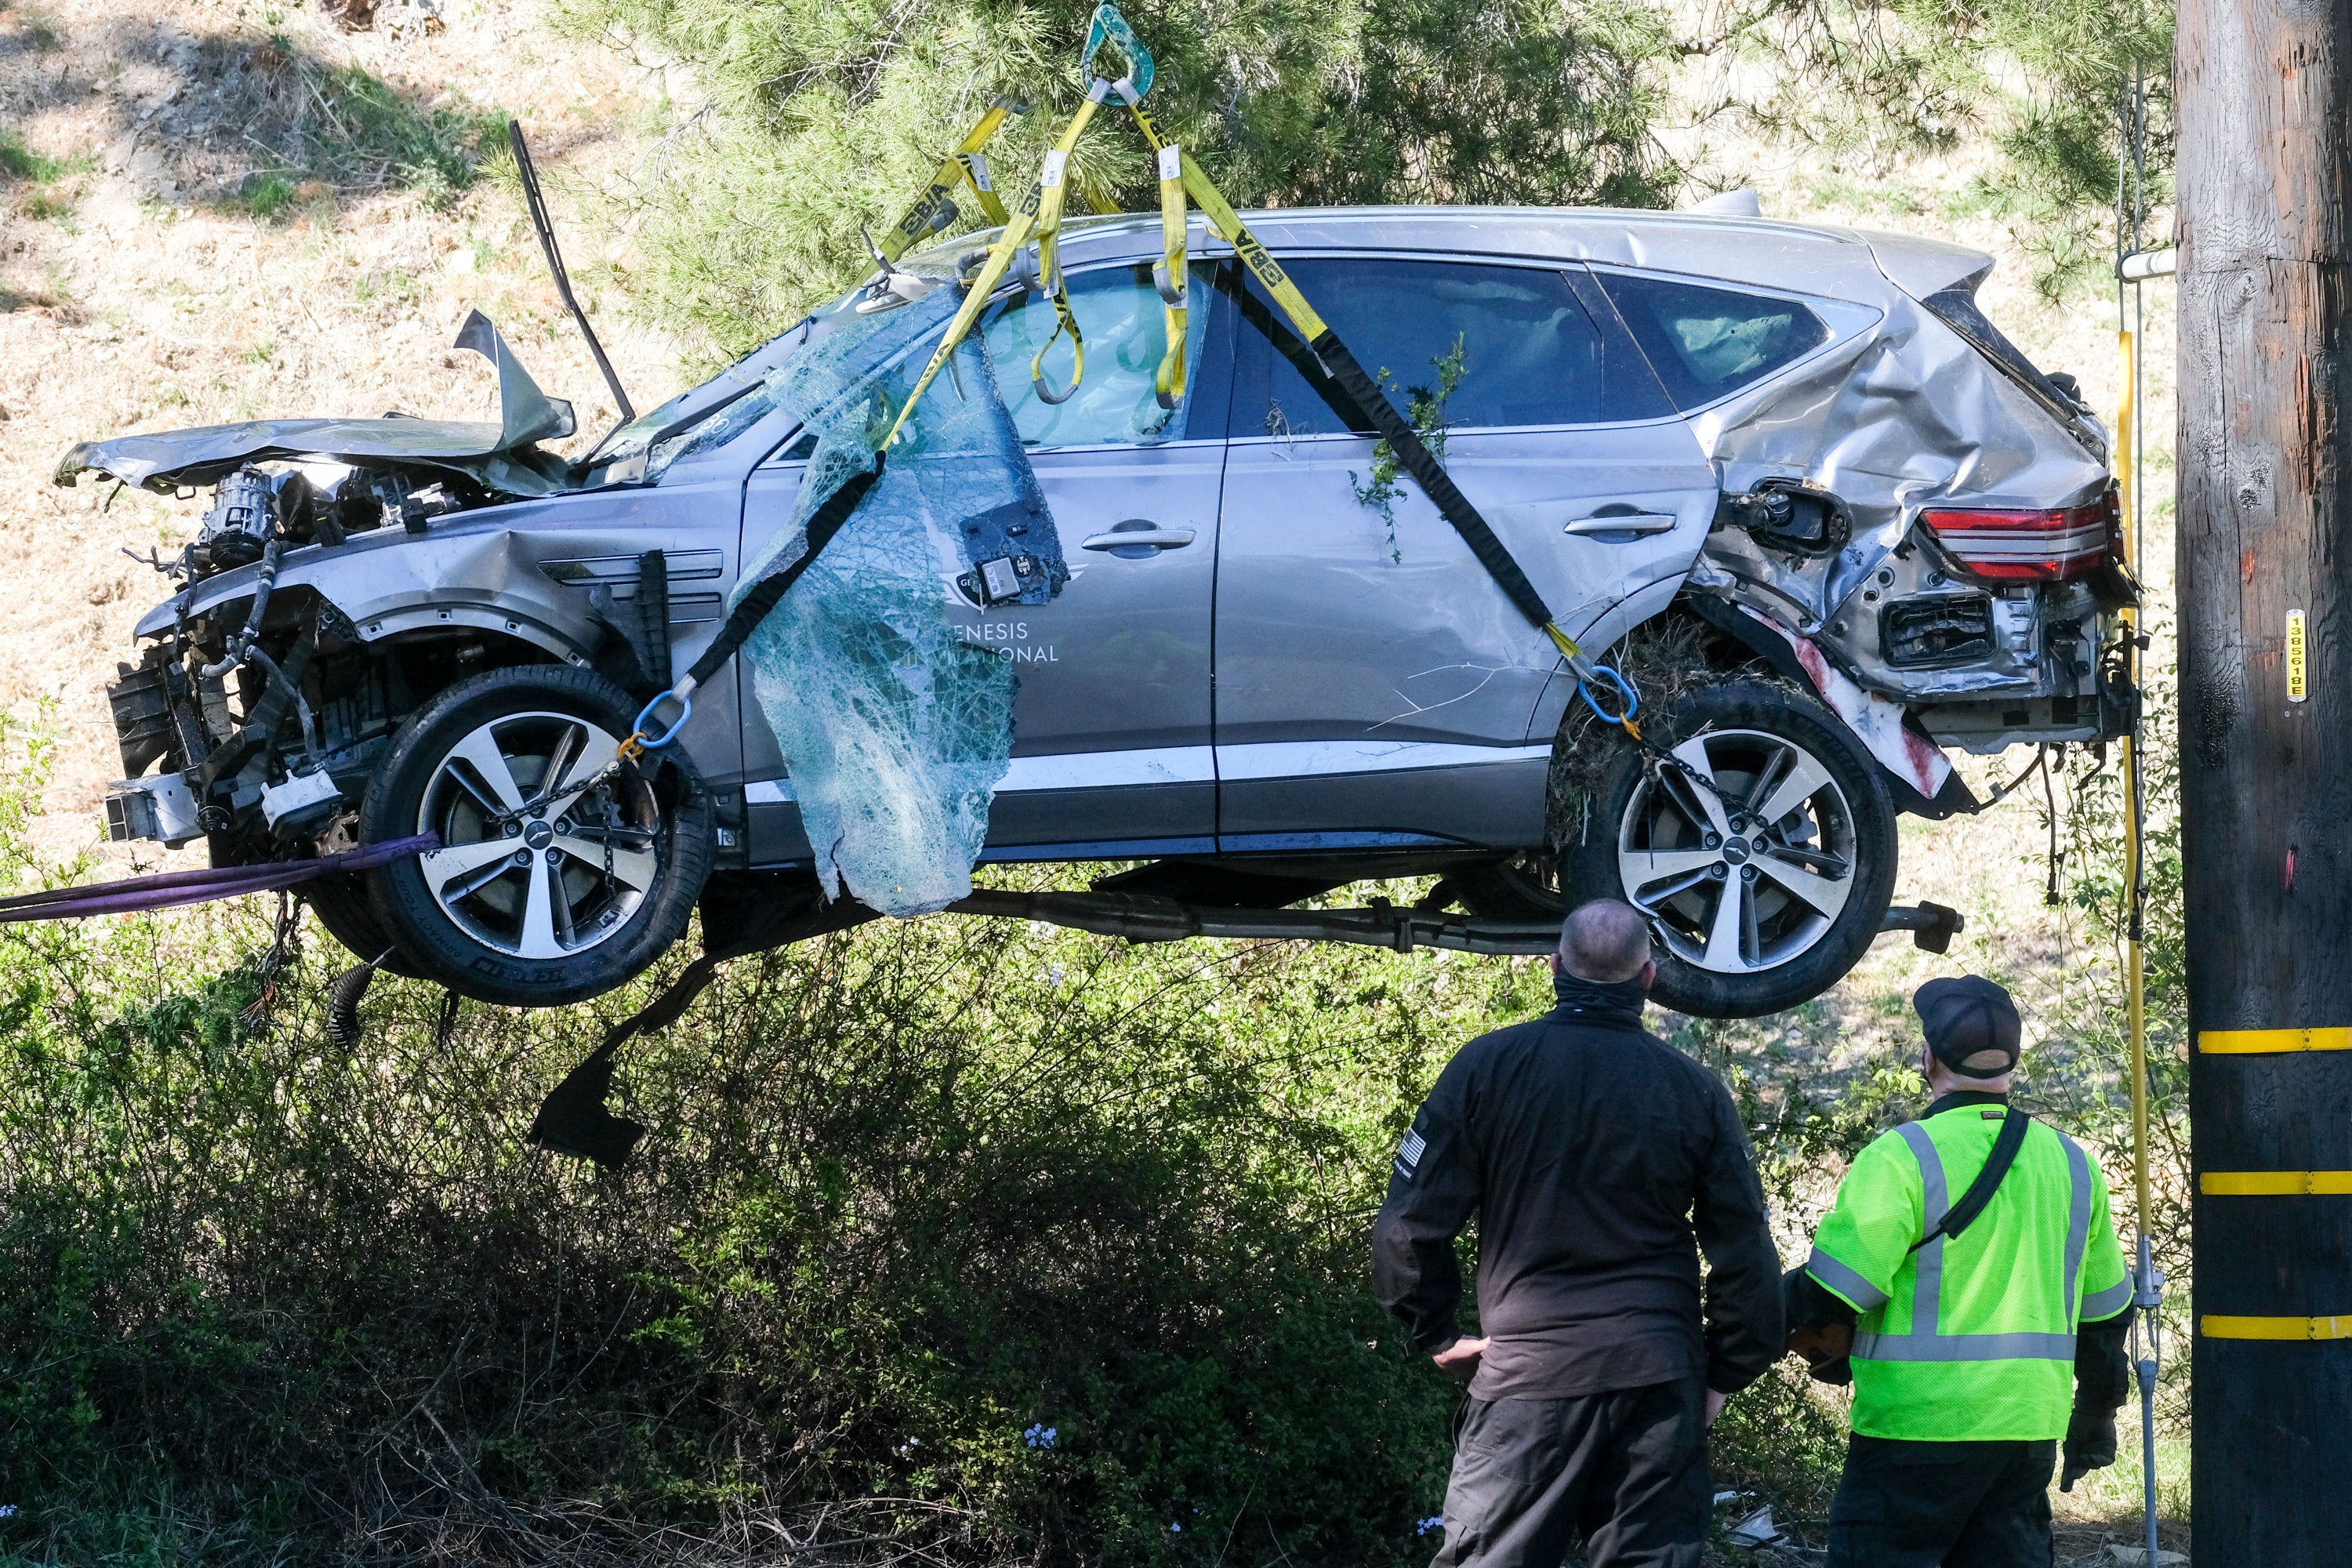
[[2198, 1027, 2352, 1054], [2202, 1315, 2352, 1341], [2201, 1171, 2352, 1196]]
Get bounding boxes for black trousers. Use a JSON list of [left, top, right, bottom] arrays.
[[1429, 1378, 1710, 1568], [1825, 1434, 2056, 1567]]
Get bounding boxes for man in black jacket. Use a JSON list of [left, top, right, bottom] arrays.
[[1373, 898, 1782, 1568]]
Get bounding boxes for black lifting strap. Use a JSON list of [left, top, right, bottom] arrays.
[[527, 883, 880, 1168], [679, 457, 886, 694], [1305, 329, 1561, 637], [1911, 1109, 2034, 1253]]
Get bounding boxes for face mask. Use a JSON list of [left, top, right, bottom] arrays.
[[1552, 969, 1648, 1022]]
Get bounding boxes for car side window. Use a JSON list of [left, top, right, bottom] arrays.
[[1592, 271, 1831, 409], [982, 263, 1214, 448], [1228, 256, 1671, 437]]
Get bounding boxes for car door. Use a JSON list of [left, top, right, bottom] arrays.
[[739, 260, 1230, 865], [1212, 252, 1717, 851]]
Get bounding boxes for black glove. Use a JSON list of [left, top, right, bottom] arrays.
[[1781, 1265, 1857, 1385], [2060, 1406, 2118, 1492]]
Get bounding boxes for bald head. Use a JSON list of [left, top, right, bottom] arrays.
[[1558, 899, 1654, 982]]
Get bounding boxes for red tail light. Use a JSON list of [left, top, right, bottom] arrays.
[[1920, 488, 2121, 582]]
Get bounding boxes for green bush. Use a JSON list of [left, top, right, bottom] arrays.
[[0, 130, 66, 183], [209, 55, 503, 219], [0, 717, 1580, 1566], [0, 681, 1889, 1561], [239, 171, 296, 218], [300, 64, 504, 209]]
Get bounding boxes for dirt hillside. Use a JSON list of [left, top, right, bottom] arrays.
[[2, 0, 682, 860]]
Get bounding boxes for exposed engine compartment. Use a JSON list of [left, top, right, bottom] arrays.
[[159, 462, 492, 590], [104, 551, 520, 862]]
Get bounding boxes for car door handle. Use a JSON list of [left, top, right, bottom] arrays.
[[1562, 512, 1679, 536], [1081, 526, 1196, 551]]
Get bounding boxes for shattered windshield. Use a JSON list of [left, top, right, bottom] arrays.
[[582, 285, 874, 477], [731, 283, 1065, 917]]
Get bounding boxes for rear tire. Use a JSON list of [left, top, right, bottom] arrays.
[[359, 666, 713, 1007], [1455, 851, 1565, 921], [1564, 679, 1896, 1018]]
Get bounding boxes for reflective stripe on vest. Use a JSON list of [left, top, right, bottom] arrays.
[[1806, 1243, 1889, 1310], [1848, 1116, 2093, 1363], [2082, 1276, 2133, 1319]]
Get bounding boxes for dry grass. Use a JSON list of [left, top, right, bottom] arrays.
[[0, 0, 687, 863]]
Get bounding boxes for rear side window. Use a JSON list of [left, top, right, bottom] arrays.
[[1594, 272, 1831, 409], [1228, 256, 1674, 437]]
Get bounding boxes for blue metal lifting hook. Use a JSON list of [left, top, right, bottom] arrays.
[[1578, 666, 1639, 725]]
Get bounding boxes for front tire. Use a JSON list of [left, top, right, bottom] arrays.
[[1565, 679, 1896, 1018], [360, 666, 713, 1007], [306, 871, 421, 977]]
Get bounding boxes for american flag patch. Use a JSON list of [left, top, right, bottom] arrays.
[[1395, 1127, 1428, 1179]]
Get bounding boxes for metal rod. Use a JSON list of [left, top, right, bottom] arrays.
[[2117, 71, 2161, 1563], [2139, 1234, 2162, 1568], [941, 891, 1961, 957], [507, 120, 636, 423]]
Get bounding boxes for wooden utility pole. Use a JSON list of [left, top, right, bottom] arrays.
[[2178, 0, 2352, 1559]]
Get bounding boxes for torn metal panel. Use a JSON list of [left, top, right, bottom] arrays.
[[1737, 605, 1953, 800], [55, 311, 576, 495], [1679, 283, 2112, 707]]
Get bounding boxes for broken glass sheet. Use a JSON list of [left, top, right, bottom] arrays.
[[735, 284, 1068, 917]]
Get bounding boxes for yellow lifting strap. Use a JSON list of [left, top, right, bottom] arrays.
[[872, 2, 1620, 736], [883, 91, 1109, 447], [878, 103, 1018, 263], [1121, 103, 1189, 409], [1027, 100, 1103, 405]]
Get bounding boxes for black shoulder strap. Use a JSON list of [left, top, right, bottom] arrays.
[[1908, 1109, 2033, 1253]]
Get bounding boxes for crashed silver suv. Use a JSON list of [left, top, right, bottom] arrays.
[[63, 205, 2131, 1018]]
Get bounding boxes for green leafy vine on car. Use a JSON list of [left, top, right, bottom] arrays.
[[1350, 335, 1468, 564]]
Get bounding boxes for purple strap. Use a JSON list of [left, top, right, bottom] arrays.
[[0, 833, 441, 924]]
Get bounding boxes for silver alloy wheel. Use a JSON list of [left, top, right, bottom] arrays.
[[1616, 727, 1857, 975], [411, 711, 661, 960]]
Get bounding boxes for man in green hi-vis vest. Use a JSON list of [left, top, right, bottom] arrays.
[[1787, 976, 2136, 1566]]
